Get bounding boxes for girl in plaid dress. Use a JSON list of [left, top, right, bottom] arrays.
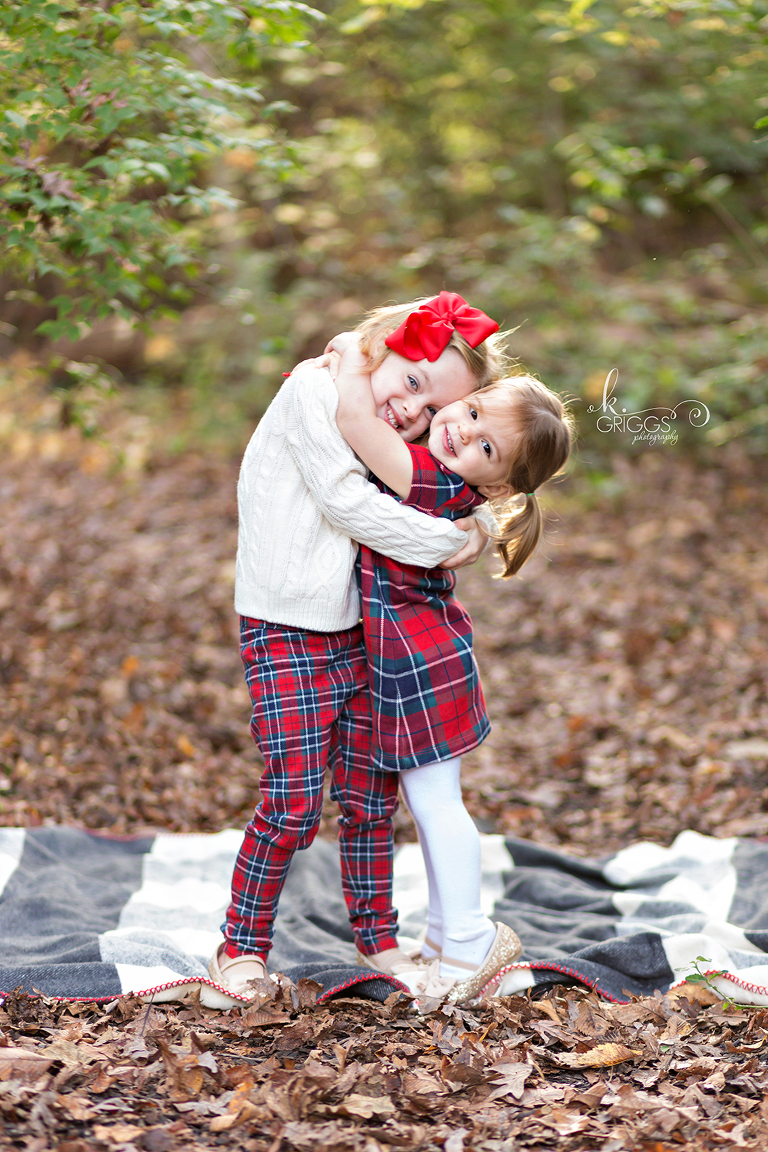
[[207, 294, 507, 1006], [330, 327, 573, 1004]]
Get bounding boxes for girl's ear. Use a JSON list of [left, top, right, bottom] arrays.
[[477, 480, 514, 500]]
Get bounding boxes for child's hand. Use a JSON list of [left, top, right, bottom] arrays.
[[440, 517, 489, 569], [335, 340, 371, 379], [312, 350, 343, 379], [334, 343, 375, 412], [325, 350, 342, 379], [288, 351, 342, 377], [325, 331, 361, 357]]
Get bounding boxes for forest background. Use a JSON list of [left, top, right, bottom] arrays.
[[1, 0, 767, 451], [1, 5, 768, 1151]]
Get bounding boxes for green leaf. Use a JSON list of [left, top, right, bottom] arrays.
[[0, 0, 314, 341], [144, 162, 171, 181]]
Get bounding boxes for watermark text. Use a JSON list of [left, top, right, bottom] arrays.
[[587, 369, 709, 445]]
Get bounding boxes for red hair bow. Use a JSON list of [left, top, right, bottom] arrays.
[[384, 291, 499, 362]]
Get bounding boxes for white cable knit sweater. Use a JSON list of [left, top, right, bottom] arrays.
[[235, 365, 469, 632]]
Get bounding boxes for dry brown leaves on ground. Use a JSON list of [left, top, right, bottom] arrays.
[[3, 980, 768, 1152]]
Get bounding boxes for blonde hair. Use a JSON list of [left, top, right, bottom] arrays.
[[476, 376, 574, 578], [354, 297, 510, 389]]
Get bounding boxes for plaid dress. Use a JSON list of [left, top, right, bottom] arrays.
[[359, 443, 491, 772]]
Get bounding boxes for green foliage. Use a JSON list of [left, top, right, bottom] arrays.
[[2, 0, 766, 455], [549, 0, 768, 240], [0, 0, 320, 339], [180, 0, 766, 453], [289, 0, 768, 242]]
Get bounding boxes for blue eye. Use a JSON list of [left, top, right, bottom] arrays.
[[427, 406, 437, 419], [408, 376, 419, 391]]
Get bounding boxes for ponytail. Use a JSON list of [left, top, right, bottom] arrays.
[[491, 491, 544, 578], [475, 376, 574, 578]]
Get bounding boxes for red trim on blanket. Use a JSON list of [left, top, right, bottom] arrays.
[[0, 971, 409, 1006], [486, 960, 629, 1004], [317, 970, 407, 1002], [10, 965, 768, 1009], [0, 976, 206, 1005], [669, 970, 768, 999], [0, 990, 122, 1004]]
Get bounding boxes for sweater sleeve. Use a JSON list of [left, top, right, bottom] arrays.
[[473, 501, 500, 536], [283, 366, 468, 567]]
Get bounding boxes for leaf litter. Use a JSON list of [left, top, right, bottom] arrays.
[[2, 983, 768, 1150], [1, 378, 767, 1149]]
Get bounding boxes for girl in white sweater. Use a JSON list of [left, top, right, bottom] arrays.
[[205, 293, 506, 1006]]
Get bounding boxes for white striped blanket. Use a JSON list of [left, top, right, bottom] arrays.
[[1, 827, 767, 1005]]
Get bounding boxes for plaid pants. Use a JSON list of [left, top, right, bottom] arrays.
[[222, 617, 400, 959]]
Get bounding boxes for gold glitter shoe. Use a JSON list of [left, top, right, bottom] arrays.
[[443, 922, 523, 1005]]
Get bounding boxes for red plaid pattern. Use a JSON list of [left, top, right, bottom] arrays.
[[360, 444, 491, 771], [222, 618, 400, 960]]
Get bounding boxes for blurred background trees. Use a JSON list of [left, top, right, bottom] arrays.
[[1, 0, 766, 451]]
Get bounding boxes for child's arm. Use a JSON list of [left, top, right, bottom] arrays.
[[333, 345, 414, 499], [281, 366, 470, 568]]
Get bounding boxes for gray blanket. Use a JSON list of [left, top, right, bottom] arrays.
[[2, 826, 767, 1005]]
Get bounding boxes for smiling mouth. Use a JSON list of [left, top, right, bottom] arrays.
[[444, 427, 456, 455], [386, 404, 402, 430]]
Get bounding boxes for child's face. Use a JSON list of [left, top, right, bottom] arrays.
[[428, 391, 517, 495], [370, 347, 475, 442]]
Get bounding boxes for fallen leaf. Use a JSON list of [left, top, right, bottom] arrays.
[[441, 1059, 487, 1087], [536, 997, 563, 1023], [701, 1068, 726, 1092], [207, 1075, 258, 1131], [209, 1100, 261, 1131], [86, 1065, 118, 1094], [296, 977, 322, 1009], [242, 1006, 288, 1028], [176, 734, 196, 758], [488, 1060, 533, 1100], [92, 1123, 145, 1144], [574, 999, 609, 1037], [332, 1093, 396, 1119], [658, 1017, 695, 1044], [0, 1046, 53, 1072], [56, 1093, 94, 1121], [539, 1108, 592, 1136], [45, 1038, 100, 1069], [444, 1129, 468, 1152], [401, 1068, 446, 1098], [666, 982, 720, 1007], [518, 1085, 568, 1108], [551, 1042, 642, 1069], [280, 1120, 353, 1151]]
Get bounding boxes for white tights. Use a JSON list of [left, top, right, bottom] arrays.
[[399, 757, 495, 980]]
